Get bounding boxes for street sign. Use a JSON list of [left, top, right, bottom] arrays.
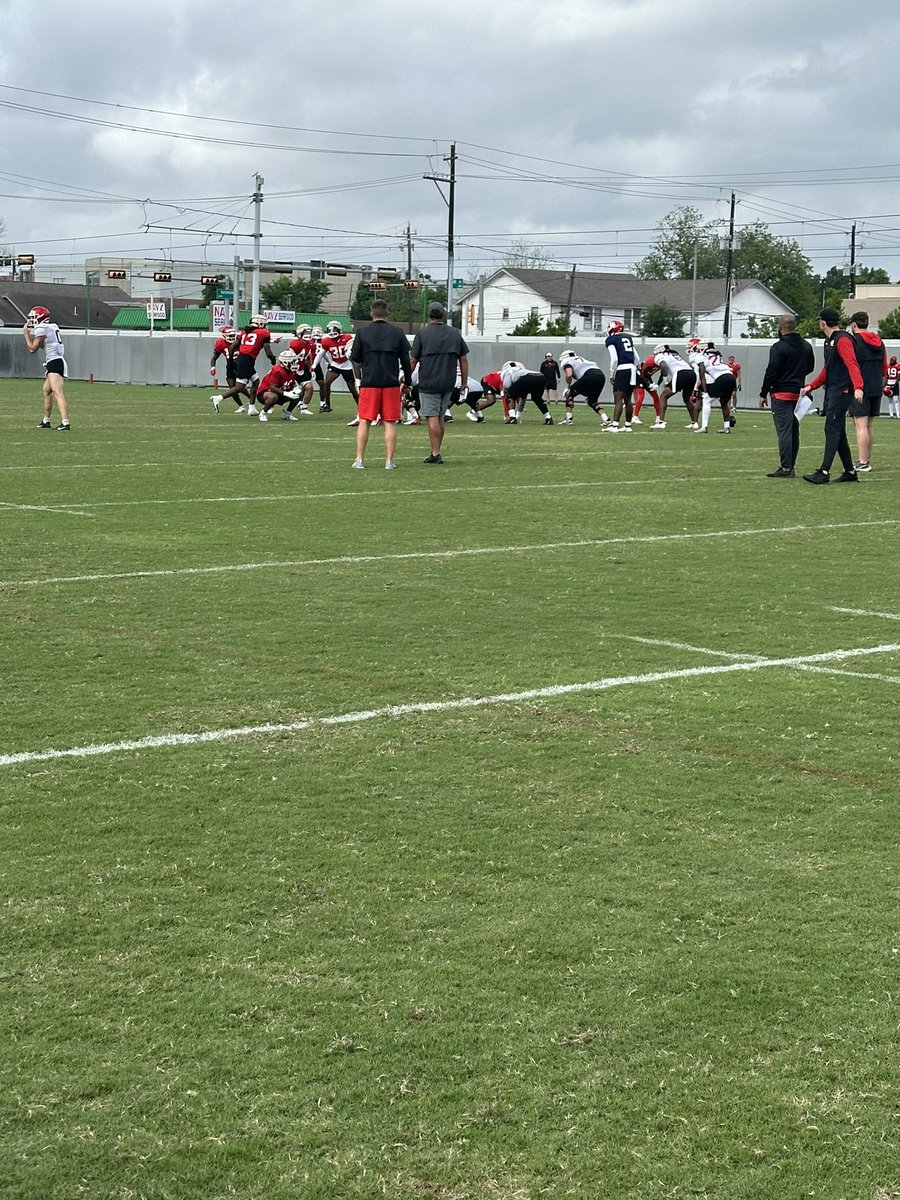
[[452, 278, 464, 288], [216, 290, 233, 300]]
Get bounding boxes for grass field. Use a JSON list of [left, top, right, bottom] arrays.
[[1, 379, 898, 1200]]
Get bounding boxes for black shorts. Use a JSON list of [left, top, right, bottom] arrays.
[[708, 373, 737, 402], [613, 365, 637, 394], [507, 373, 546, 401], [671, 369, 697, 395], [44, 358, 66, 377], [850, 393, 882, 418], [235, 352, 258, 383], [571, 367, 606, 403]]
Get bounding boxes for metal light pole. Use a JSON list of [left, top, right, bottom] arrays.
[[251, 173, 264, 316]]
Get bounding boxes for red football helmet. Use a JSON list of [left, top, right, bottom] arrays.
[[27, 305, 50, 328], [607, 320, 624, 335]]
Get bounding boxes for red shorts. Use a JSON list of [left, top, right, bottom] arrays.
[[358, 386, 402, 423]]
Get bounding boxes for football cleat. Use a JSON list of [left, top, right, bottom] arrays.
[[210, 395, 221, 412]]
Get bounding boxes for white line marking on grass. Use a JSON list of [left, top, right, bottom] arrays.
[[2, 642, 897, 769], [628, 636, 900, 685], [831, 606, 900, 621], [5, 519, 900, 589], [0, 501, 92, 518]]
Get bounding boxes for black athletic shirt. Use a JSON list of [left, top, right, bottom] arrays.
[[350, 320, 412, 388]]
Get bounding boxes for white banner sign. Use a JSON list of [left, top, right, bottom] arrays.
[[146, 302, 167, 320], [211, 301, 233, 329], [262, 309, 295, 324]]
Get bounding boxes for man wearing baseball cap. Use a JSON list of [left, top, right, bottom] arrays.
[[799, 308, 864, 484], [409, 301, 469, 464]]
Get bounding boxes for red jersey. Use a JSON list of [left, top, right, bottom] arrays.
[[481, 370, 503, 394], [728, 360, 741, 379], [258, 363, 294, 393], [289, 336, 316, 372], [237, 327, 272, 359], [887, 363, 900, 386], [320, 332, 353, 368], [213, 335, 235, 357]]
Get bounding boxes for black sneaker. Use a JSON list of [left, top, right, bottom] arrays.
[[803, 469, 830, 484], [544, 415, 554, 425], [835, 470, 859, 483], [767, 467, 795, 478], [423, 453, 444, 464], [38, 420, 51, 429], [319, 403, 332, 413], [56, 423, 70, 431], [444, 412, 453, 422], [855, 461, 872, 473], [729, 414, 737, 427]]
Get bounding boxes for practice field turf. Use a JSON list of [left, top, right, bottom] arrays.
[[1, 380, 897, 1200]]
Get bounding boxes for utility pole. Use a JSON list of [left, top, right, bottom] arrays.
[[233, 254, 241, 327], [423, 142, 456, 322], [722, 191, 737, 339], [404, 222, 414, 333], [690, 238, 699, 333], [849, 221, 857, 300], [251, 172, 264, 317], [477, 273, 486, 334], [562, 263, 577, 331]]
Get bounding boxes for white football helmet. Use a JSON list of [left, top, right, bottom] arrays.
[[325, 320, 342, 336], [296, 323, 312, 337], [27, 305, 51, 329], [278, 349, 298, 367], [653, 344, 669, 356], [250, 314, 268, 328], [311, 325, 323, 338], [500, 360, 525, 372], [607, 319, 624, 335], [558, 349, 579, 365]]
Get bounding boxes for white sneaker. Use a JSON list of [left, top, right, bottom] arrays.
[[717, 427, 731, 434], [600, 413, 610, 426], [282, 412, 298, 421], [693, 427, 708, 434], [466, 410, 481, 422], [258, 411, 268, 422], [650, 420, 667, 430], [606, 423, 620, 432], [347, 416, 360, 427], [296, 405, 312, 416], [247, 405, 259, 415], [403, 412, 420, 425], [385, 460, 397, 470], [630, 415, 642, 425], [351, 458, 364, 469], [561, 415, 574, 425], [233, 405, 247, 414], [372, 415, 383, 427], [685, 421, 698, 430], [210, 395, 221, 412]]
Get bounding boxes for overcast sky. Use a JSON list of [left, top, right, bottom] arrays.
[[3, 0, 900, 285]]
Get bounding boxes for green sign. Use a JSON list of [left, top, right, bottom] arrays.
[[216, 290, 233, 300], [452, 278, 464, 288]]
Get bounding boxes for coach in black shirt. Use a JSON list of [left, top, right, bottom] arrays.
[[349, 299, 412, 470], [758, 315, 815, 477]]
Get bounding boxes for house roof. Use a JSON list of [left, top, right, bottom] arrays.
[[0, 281, 129, 329], [111, 309, 353, 333], [463, 268, 791, 315]]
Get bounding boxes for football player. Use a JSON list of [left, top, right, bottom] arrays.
[[315, 320, 359, 420], [500, 361, 554, 424], [256, 351, 314, 421], [209, 325, 240, 411], [887, 355, 900, 418], [641, 345, 699, 428], [23, 306, 70, 430], [558, 350, 609, 426], [605, 320, 640, 430], [695, 347, 737, 433]]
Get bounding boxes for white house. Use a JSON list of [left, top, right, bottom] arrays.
[[458, 268, 792, 340]]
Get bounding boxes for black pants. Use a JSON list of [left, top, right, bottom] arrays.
[[772, 398, 799, 469], [821, 387, 855, 473]]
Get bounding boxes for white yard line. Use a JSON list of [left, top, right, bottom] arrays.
[[4, 519, 900, 589], [830, 606, 900, 621], [628, 636, 900, 684], [1, 641, 896, 769], [0, 501, 92, 518]]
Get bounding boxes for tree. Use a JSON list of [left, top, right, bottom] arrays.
[[732, 221, 818, 318], [876, 307, 900, 338], [349, 281, 375, 320], [260, 275, 330, 312], [635, 206, 723, 280], [508, 312, 543, 336], [641, 304, 685, 338], [543, 314, 577, 337], [743, 314, 781, 340], [201, 275, 228, 306], [502, 239, 553, 270]]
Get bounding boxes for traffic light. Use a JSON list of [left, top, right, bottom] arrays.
[[369, 281, 387, 292], [200, 275, 222, 286], [326, 264, 347, 276], [376, 267, 398, 279], [153, 271, 172, 282], [468, 305, 476, 325], [107, 269, 127, 280], [403, 279, 421, 290], [17, 254, 35, 265]]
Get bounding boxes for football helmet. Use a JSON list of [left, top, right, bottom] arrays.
[[500, 360, 525, 372], [250, 314, 268, 328], [278, 349, 298, 367], [558, 350, 579, 365], [686, 336, 701, 352], [325, 320, 342, 336], [891, 356, 898, 365], [296, 323, 312, 337], [607, 320, 624, 335], [311, 325, 323, 338], [653, 344, 669, 356], [27, 305, 51, 329], [219, 325, 237, 343]]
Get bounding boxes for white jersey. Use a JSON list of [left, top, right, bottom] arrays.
[[656, 351, 690, 380], [700, 353, 733, 382], [562, 355, 600, 382], [500, 364, 529, 389], [32, 322, 65, 364]]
